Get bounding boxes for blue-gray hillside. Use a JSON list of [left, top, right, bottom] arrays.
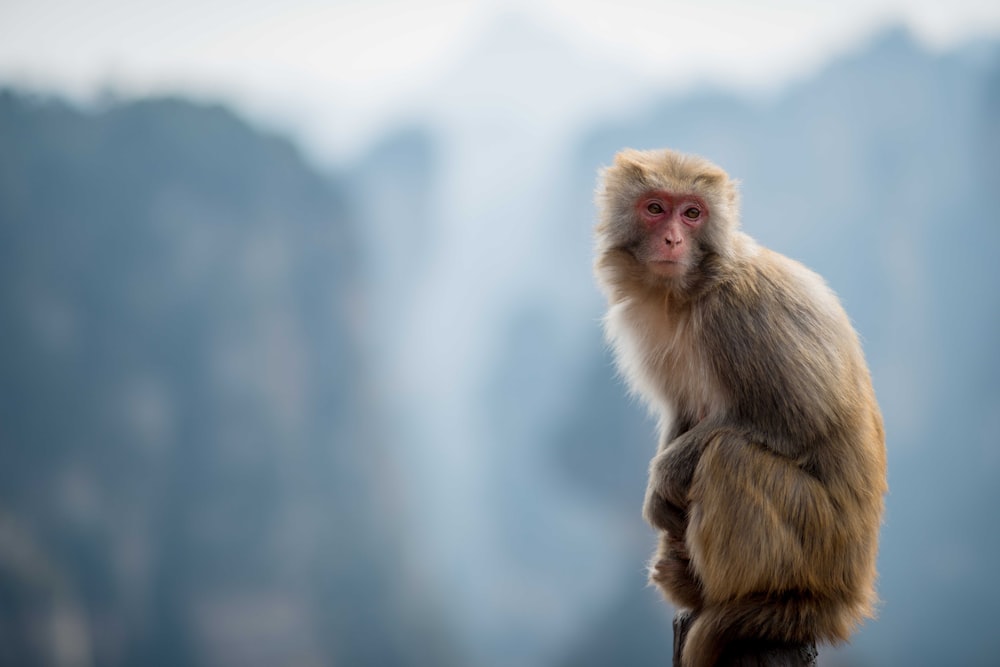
[[0, 92, 461, 667], [555, 28, 1000, 667]]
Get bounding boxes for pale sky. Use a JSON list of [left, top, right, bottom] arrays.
[[2, 0, 999, 158]]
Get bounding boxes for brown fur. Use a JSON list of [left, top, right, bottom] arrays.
[[593, 148, 887, 667]]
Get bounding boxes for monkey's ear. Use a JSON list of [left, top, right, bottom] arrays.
[[613, 148, 644, 169], [692, 172, 725, 189], [612, 149, 648, 183]]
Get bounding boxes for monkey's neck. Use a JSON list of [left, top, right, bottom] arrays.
[[596, 246, 732, 308], [648, 253, 727, 307]]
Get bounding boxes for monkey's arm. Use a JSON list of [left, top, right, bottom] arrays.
[[643, 421, 728, 532]]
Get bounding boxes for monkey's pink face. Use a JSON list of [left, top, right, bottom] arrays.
[[635, 190, 707, 277]]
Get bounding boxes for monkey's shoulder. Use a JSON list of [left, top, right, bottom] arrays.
[[698, 247, 875, 448], [697, 245, 864, 401], [707, 245, 850, 336]]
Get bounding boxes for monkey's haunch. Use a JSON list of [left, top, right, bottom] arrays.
[[593, 148, 887, 667]]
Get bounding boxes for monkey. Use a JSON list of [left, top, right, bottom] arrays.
[[592, 148, 887, 667]]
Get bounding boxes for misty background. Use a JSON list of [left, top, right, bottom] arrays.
[[1, 2, 999, 666]]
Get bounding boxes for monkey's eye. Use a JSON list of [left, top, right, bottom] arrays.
[[683, 207, 701, 220], [646, 202, 664, 215]]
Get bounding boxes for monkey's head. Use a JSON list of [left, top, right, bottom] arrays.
[[595, 148, 740, 294]]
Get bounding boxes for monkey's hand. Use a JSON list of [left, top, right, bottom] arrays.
[[643, 428, 712, 533], [642, 471, 688, 535]]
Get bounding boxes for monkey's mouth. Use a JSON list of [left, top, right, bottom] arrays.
[[648, 260, 684, 277]]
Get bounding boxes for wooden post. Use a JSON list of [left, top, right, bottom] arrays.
[[672, 611, 818, 667]]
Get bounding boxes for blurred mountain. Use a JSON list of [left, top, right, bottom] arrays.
[[0, 92, 461, 667], [556, 26, 1000, 667]]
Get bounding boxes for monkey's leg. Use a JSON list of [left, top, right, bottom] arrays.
[[679, 432, 849, 667], [686, 431, 842, 607]]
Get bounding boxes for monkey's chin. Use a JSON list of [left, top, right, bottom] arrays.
[[647, 260, 686, 278]]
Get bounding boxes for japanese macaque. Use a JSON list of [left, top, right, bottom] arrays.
[[593, 148, 887, 667]]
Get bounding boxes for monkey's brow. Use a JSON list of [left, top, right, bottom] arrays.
[[640, 189, 703, 199]]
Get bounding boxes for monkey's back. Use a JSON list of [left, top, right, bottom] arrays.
[[689, 240, 887, 636], [703, 241, 881, 452]]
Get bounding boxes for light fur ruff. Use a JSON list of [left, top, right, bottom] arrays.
[[593, 148, 887, 667]]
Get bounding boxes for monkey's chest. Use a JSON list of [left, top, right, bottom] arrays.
[[652, 335, 723, 419], [608, 299, 727, 420], [624, 316, 723, 419]]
